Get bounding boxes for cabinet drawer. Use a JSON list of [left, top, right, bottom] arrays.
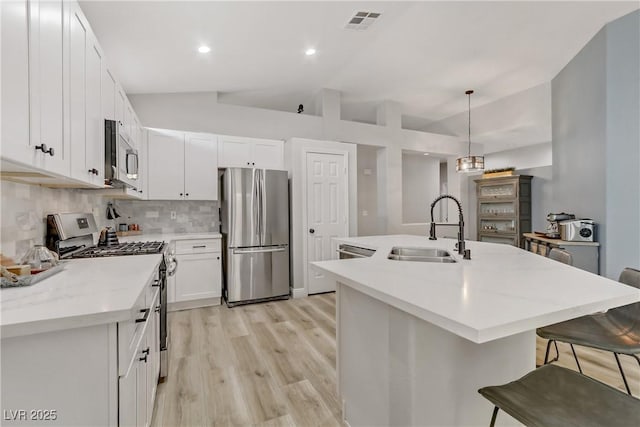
[[118, 275, 159, 377], [175, 238, 221, 254]]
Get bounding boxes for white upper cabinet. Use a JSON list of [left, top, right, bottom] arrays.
[[0, 0, 72, 176], [66, 2, 102, 187], [30, 0, 69, 176], [218, 136, 284, 170], [1, 0, 31, 165], [102, 68, 116, 120], [1, 0, 142, 188], [184, 133, 218, 200], [147, 129, 218, 201], [147, 130, 185, 200]]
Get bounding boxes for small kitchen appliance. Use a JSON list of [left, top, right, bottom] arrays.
[[46, 212, 171, 380], [545, 212, 575, 238], [560, 219, 596, 242], [104, 119, 139, 189]]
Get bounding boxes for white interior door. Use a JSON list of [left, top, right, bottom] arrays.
[[306, 152, 348, 294]]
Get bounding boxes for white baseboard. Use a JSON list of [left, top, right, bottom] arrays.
[[292, 287, 308, 299], [168, 297, 221, 312]]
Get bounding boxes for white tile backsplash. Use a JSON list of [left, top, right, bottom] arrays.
[[1, 180, 220, 260], [0, 180, 110, 260]]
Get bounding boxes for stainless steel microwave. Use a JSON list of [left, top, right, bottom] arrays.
[[104, 119, 138, 188]]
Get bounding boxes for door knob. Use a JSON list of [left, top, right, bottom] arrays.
[[309, 228, 315, 234]]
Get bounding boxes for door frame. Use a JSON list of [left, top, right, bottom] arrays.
[[287, 138, 358, 298], [303, 150, 350, 296]]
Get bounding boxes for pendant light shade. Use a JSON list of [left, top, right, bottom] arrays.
[[456, 89, 484, 173]]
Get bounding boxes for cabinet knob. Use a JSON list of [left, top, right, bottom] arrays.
[[252, 162, 255, 166], [139, 355, 148, 363], [35, 144, 54, 156], [179, 193, 183, 196], [142, 347, 150, 355], [88, 168, 98, 175], [309, 228, 315, 234], [185, 193, 189, 196], [247, 162, 250, 165], [216, 256, 220, 260]]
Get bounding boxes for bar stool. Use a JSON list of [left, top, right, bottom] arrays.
[[478, 364, 640, 427], [537, 267, 640, 395]]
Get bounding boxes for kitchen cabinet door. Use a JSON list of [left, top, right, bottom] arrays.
[[115, 86, 126, 131], [147, 130, 185, 200], [66, 2, 88, 184], [119, 363, 137, 427], [136, 333, 149, 427], [86, 37, 104, 186], [174, 253, 222, 302], [253, 140, 284, 169], [29, 0, 69, 175], [1, 0, 31, 165], [218, 137, 253, 168], [66, 3, 103, 187], [102, 68, 116, 120], [184, 133, 218, 200]]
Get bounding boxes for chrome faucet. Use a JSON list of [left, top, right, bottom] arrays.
[[428, 194, 471, 260]]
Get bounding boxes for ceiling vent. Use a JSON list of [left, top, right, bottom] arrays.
[[345, 11, 381, 30]]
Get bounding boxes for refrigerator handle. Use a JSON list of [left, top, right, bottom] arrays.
[[233, 246, 287, 254], [260, 170, 266, 245], [253, 169, 260, 243]]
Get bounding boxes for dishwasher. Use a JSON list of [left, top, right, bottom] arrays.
[[337, 244, 376, 259]]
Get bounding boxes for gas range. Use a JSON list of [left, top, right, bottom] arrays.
[[46, 213, 165, 259], [64, 241, 165, 259]]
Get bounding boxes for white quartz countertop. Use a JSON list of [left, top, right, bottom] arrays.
[[313, 235, 640, 343], [0, 254, 163, 339], [118, 231, 221, 243]]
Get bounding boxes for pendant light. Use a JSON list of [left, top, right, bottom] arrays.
[[456, 89, 484, 173]]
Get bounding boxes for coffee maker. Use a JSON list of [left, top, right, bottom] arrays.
[[546, 213, 575, 238]]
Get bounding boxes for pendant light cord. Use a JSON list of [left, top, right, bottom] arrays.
[[466, 89, 473, 157]]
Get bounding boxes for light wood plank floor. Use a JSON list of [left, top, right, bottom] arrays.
[[152, 293, 639, 426]]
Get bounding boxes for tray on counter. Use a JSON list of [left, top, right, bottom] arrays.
[[1, 263, 66, 288]]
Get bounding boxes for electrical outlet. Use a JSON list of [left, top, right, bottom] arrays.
[[170, 211, 177, 220]]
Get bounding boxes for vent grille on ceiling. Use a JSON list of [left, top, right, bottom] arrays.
[[345, 11, 381, 30]]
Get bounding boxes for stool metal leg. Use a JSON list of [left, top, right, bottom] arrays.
[[489, 406, 499, 427], [569, 344, 582, 373], [613, 353, 632, 395], [543, 340, 560, 364]]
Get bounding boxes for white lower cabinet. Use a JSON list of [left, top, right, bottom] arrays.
[[1, 268, 160, 427], [169, 238, 222, 309]]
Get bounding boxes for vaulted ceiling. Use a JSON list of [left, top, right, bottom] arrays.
[[80, 1, 638, 148]]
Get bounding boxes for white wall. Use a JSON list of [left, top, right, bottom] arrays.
[[552, 10, 639, 278], [130, 90, 470, 236], [401, 154, 440, 224], [357, 145, 382, 236]]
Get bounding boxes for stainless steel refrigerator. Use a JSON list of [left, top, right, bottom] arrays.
[[221, 168, 290, 306]]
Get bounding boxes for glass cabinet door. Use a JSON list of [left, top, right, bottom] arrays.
[[479, 234, 518, 246], [480, 219, 516, 233], [478, 181, 517, 198], [479, 201, 516, 217]]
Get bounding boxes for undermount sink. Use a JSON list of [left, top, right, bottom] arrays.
[[387, 247, 457, 263]]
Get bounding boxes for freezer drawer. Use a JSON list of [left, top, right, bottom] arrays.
[[225, 245, 290, 304]]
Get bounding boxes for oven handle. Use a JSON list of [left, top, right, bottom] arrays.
[[166, 256, 178, 276]]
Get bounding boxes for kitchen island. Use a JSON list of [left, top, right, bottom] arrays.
[[313, 235, 640, 426]]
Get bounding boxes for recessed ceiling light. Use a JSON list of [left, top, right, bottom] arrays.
[[423, 152, 430, 156], [198, 45, 211, 53], [305, 48, 316, 56]]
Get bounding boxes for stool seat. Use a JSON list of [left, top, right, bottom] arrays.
[[537, 304, 640, 354], [478, 364, 640, 427]]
